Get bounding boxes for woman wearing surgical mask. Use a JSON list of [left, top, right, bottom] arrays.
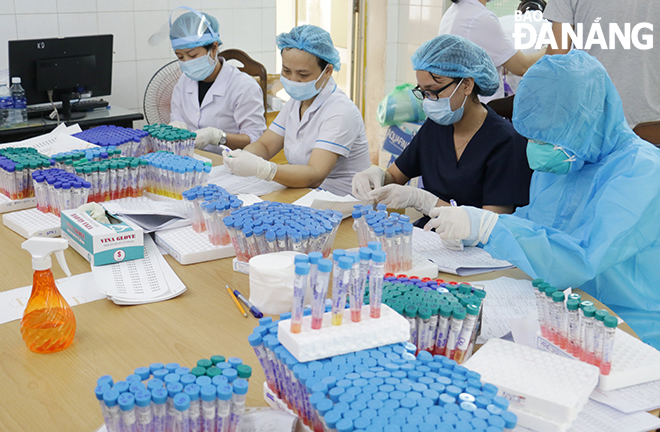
[[168, 9, 266, 153], [353, 35, 531, 224], [222, 25, 370, 196]]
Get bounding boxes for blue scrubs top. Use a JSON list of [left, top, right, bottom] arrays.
[[395, 105, 532, 221]]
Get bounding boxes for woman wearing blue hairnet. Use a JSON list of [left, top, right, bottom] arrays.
[[222, 25, 370, 196], [427, 51, 660, 349], [168, 9, 266, 153], [353, 35, 531, 224]]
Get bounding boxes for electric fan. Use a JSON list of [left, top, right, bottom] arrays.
[[143, 60, 181, 125]]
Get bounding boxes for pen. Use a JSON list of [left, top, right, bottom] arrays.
[[232, 289, 263, 319], [450, 199, 457, 207], [226, 285, 248, 318]]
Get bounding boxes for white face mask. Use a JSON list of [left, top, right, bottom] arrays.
[[179, 50, 216, 81], [422, 78, 467, 125]]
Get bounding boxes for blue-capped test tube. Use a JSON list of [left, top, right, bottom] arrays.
[[228, 379, 249, 432], [291, 262, 310, 333], [200, 385, 216, 432], [369, 250, 386, 319], [118, 393, 138, 432], [103, 389, 122, 432], [95, 384, 112, 429], [350, 248, 371, 322], [216, 383, 233, 432], [151, 388, 168, 432], [134, 390, 152, 432], [185, 384, 202, 432], [401, 222, 413, 270], [173, 393, 191, 432], [265, 230, 278, 253], [311, 258, 332, 330], [332, 256, 353, 326]]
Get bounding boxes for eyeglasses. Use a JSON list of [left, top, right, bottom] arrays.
[[412, 78, 460, 101]]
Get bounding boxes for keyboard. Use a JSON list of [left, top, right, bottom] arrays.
[[27, 99, 109, 119]]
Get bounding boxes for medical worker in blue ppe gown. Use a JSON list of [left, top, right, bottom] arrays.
[[168, 9, 266, 153], [222, 25, 370, 196], [426, 50, 660, 349], [353, 35, 531, 224]]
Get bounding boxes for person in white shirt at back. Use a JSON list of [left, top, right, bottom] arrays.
[[222, 25, 370, 196], [439, 0, 546, 103], [168, 8, 266, 154]]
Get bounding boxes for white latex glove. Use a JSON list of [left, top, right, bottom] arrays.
[[168, 120, 188, 130], [194, 127, 223, 149], [352, 166, 385, 200], [223, 149, 277, 181], [368, 184, 439, 214], [424, 206, 499, 246], [77, 203, 110, 224]]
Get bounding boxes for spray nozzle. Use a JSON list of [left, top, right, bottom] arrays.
[[21, 238, 72, 277]]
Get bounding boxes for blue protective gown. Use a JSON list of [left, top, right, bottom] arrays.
[[482, 51, 660, 348]]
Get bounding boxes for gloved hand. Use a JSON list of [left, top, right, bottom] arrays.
[[352, 166, 385, 200], [368, 184, 439, 214], [194, 127, 224, 149], [223, 149, 277, 181], [424, 206, 499, 246], [168, 120, 188, 130]]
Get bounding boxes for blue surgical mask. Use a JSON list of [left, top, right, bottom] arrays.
[[179, 50, 216, 81], [526, 139, 581, 174], [422, 79, 467, 126], [280, 65, 329, 101]]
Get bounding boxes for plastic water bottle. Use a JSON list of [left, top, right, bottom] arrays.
[[0, 84, 13, 128], [11, 77, 27, 127]]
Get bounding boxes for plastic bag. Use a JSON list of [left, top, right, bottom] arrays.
[[377, 83, 426, 127]]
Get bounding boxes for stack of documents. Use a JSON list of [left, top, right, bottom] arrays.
[[102, 197, 191, 233], [412, 227, 513, 275], [91, 236, 186, 305], [293, 189, 364, 218], [207, 165, 286, 196]]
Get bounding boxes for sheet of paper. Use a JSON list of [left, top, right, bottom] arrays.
[[0, 272, 105, 325], [512, 400, 660, 432], [476, 277, 538, 344], [293, 189, 364, 218], [412, 227, 513, 275], [91, 236, 185, 305], [590, 379, 660, 414], [0, 129, 97, 156], [102, 197, 190, 219], [207, 165, 286, 196], [92, 236, 169, 300]]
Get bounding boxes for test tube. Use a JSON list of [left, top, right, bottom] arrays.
[[332, 256, 353, 326], [276, 228, 287, 252], [445, 307, 466, 360], [118, 393, 138, 432], [369, 250, 386, 319], [434, 305, 453, 356], [600, 315, 618, 375], [581, 306, 597, 364], [254, 225, 267, 255], [552, 291, 567, 349], [566, 299, 581, 358], [593, 310, 610, 367], [216, 384, 232, 432], [416, 307, 433, 353], [352, 210, 365, 247], [134, 390, 152, 432], [151, 388, 167, 432], [95, 384, 112, 429], [200, 385, 216, 432], [184, 384, 202, 432], [536, 282, 549, 338], [243, 227, 258, 260], [544, 286, 557, 343], [311, 258, 332, 330], [345, 251, 360, 323], [103, 389, 122, 432], [228, 379, 248, 432], [453, 304, 480, 364], [173, 393, 191, 432], [401, 223, 413, 271], [404, 304, 418, 345], [291, 262, 310, 333], [248, 334, 275, 391]]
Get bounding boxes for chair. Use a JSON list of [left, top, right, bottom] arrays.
[[487, 95, 515, 121], [142, 49, 268, 125], [633, 121, 660, 146]]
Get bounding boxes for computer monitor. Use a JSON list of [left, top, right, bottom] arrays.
[[8, 34, 113, 120]]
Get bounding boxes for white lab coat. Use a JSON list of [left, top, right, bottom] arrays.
[[269, 77, 370, 196], [170, 58, 267, 153]]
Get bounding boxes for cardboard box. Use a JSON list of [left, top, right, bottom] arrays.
[[60, 209, 144, 266]]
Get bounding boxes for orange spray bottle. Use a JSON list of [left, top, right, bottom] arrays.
[[20, 237, 76, 353]]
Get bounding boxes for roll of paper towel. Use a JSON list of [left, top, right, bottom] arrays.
[[249, 251, 309, 315]]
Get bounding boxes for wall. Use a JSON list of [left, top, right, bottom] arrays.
[[0, 0, 277, 120]]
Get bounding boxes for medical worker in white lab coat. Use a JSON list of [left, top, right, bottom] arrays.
[[168, 8, 266, 153], [222, 25, 370, 196]]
